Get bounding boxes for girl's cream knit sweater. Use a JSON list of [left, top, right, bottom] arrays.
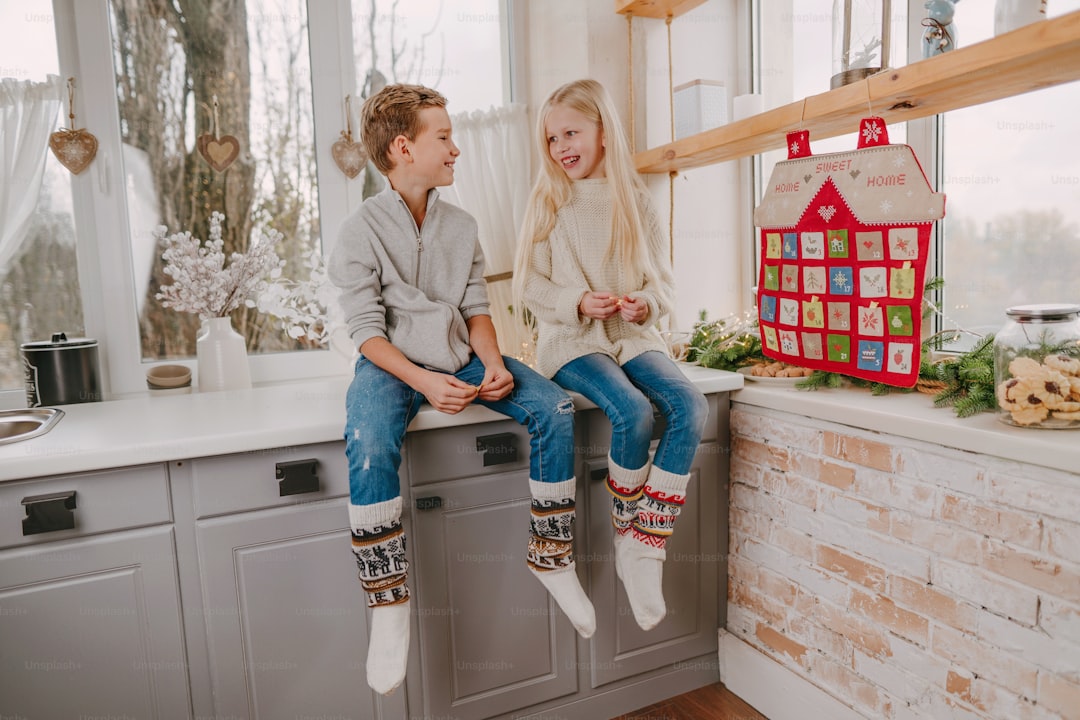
[[523, 178, 674, 378]]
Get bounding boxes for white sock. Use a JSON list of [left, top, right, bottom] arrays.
[[617, 466, 690, 631], [366, 600, 410, 695], [528, 478, 597, 638]]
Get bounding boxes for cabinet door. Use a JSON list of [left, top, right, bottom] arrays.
[[409, 471, 579, 720], [195, 498, 400, 720], [584, 406, 726, 687], [0, 526, 189, 718]]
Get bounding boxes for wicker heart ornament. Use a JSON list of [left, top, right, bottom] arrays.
[[49, 128, 98, 175], [196, 133, 240, 173], [331, 135, 367, 179]]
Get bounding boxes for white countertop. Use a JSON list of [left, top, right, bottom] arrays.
[[0, 364, 743, 482], [733, 382, 1080, 475]]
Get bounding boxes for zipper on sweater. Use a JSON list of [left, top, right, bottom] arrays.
[[415, 233, 424, 286]]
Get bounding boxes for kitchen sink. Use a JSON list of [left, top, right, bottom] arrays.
[[0, 408, 65, 446]]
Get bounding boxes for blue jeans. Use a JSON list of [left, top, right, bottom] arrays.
[[554, 351, 708, 475], [344, 355, 576, 506]]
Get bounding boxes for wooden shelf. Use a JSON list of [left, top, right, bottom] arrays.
[[634, 10, 1080, 173], [615, 0, 708, 19]]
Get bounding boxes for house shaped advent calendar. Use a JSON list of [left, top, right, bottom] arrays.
[[753, 118, 946, 387]]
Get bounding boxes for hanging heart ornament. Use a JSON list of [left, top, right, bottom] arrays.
[[50, 77, 98, 175], [332, 132, 367, 179], [332, 94, 366, 179], [50, 128, 98, 175], [197, 133, 241, 172]]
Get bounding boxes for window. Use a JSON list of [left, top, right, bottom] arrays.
[[753, 1, 1079, 347], [0, 0, 514, 406]]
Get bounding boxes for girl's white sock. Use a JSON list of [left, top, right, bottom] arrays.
[[366, 600, 411, 695]]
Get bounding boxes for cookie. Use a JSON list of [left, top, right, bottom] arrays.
[[1011, 406, 1049, 425], [1044, 353, 1080, 376], [1051, 410, 1080, 421], [1008, 356, 1044, 378]]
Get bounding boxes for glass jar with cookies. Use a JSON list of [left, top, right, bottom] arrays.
[[993, 303, 1080, 429]]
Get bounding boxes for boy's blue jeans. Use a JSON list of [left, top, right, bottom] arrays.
[[345, 355, 576, 506], [553, 351, 708, 475]]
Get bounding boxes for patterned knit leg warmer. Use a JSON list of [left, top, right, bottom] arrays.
[[528, 478, 597, 638], [606, 455, 652, 541], [615, 466, 690, 631], [350, 497, 410, 695]]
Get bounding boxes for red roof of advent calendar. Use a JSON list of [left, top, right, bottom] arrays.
[[752, 119, 946, 387]]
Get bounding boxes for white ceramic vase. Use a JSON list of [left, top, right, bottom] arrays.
[[994, 0, 1048, 35], [196, 316, 252, 392]]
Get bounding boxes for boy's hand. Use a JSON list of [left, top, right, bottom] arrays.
[[618, 295, 648, 324], [476, 363, 514, 402], [579, 291, 621, 320], [417, 372, 482, 414]]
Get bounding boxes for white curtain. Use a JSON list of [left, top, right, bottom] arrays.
[[0, 74, 63, 274], [443, 103, 535, 363]]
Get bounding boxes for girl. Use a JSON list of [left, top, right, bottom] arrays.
[[512, 78, 709, 631]]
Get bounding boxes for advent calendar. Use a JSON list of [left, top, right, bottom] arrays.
[[753, 118, 946, 387]]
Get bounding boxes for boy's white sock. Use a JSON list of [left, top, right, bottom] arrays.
[[616, 466, 690, 631], [349, 497, 411, 694], [366, 600, 411, 695], [528, 478, 597, 638]]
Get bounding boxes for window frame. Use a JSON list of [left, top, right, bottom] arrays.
[[10, 0, 519, 405]]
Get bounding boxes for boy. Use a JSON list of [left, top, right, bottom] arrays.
[[327, 84, 595, 696]]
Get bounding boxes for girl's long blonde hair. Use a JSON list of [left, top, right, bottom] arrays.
[[512, 78, 662, 313]]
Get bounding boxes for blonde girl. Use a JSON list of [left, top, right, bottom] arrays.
[[513, 78, 708, 631]]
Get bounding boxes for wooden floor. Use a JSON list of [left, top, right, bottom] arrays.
[[611, 681, 768, 720]]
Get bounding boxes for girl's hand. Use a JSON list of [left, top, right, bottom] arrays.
[[476, 364, 514, 402], [579, 291, 621, 320], [618, 295, 648, 324]]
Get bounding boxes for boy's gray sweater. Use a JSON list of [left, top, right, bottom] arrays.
[[328, 185, 490, 373]]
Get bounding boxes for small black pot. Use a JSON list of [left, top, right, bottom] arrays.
[[21, 332, 103, 407]]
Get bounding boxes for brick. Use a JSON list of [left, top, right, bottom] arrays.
[[729, 456, 765, 488], [820, 490, 890, 533], [807, 653, 892, 717], [934, 558, 1039, 626], [789, 616, 852, 663], [732, 581, 787, 626], [816, 544, 887, 591], [932, 623, 1039, 698], [887, 634, 952, 688], [946, 669, 974, 706], [988, 468, 1080, 524], [1039, 671, 1080, 719], [854, 648, 928, 704], [1037, 596, 1080, 652], [729, 506, 770, 543], [755, 621, 808, 664], [890, 512, 984, 565], [967, 676, 1045, 720], [1043, 517, 1080, 566], [857, 469, 938, 517], [758, 566, 799, 608], [769, 524, 815, 562], [824, 431, 895, 472], [761, 467, 819, 509], [730, 480, 785, 519], [819, 459, 855, 490], [978, 606, 1080, 681], [730, 408, 823, 451], [940, 493, 1042, 550], [815, 598, 893, 658], [899, 448, 986, 498], [731, 435, 791, 473], [981, 539, 1080, 605], [851, 589, 930, 646], [727, 552, 761, 586], [889, 575, 978, 633]]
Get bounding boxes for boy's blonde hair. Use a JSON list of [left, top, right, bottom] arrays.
[[513, 78, 663, 312], [361, 83, 448, 175]]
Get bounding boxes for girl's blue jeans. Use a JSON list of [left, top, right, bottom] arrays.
[[345, 354, 576, 506], [553, 351, 708, 475]]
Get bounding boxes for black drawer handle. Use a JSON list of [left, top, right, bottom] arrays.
[[416, 496, 442, 511], [276, 459, 320, 496], [476, 432, 518, 467], [22, 490, 77, 536]]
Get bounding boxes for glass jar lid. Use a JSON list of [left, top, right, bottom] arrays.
[[1005, 304, 1080, 321]]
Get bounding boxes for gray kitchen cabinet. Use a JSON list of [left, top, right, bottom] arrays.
[[0, 464, 190, 719], [173, 441, 406, 720], [406, 418, 581, 720]]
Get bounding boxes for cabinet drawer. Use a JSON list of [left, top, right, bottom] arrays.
[[408, 419, 530, 485], [188, 441, 349, 518], [0, 464, 171, 550]]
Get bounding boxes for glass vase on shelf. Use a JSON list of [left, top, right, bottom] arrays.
[[831, 0, 891, 88], [196, 316, 252, 392]]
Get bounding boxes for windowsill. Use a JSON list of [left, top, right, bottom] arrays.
[[732, 383, 1080, 475]]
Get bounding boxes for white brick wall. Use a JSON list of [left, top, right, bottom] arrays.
[[729, 402, 1080, 720]]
